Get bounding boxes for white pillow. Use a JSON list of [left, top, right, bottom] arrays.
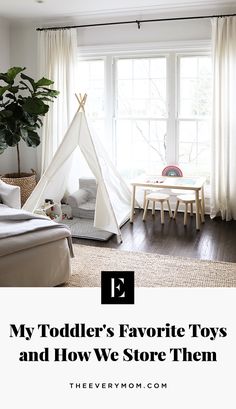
[[66, 189, 89, 208], [0, 181, 21, 209]]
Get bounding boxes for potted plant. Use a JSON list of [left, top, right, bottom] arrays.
[[0, 66, 59, 204]]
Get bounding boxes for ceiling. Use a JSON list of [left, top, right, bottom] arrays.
[[0, 0, 235, 21]]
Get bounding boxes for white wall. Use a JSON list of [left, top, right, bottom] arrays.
[[10, 24, 37, 77], [0, 18, 10, 69], [77, 17, 211, 46], [0, 20, 39, 175], [7, 16, 212, 175], [9, 24, 39, 174], [0, 17, 14, 175]]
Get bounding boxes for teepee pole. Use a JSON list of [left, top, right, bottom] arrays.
[[75, 93, 87, 112]]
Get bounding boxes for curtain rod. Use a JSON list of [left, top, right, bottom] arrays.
[[36, 12, 236, 31]]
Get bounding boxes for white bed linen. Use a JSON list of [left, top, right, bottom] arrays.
[[0, 204, 70, 239], [0, 204, 73, 286]]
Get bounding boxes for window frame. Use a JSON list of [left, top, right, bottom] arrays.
[[176, 52, 212, 177], [77, 41, 211, 176], [113, 54, 169, 171]]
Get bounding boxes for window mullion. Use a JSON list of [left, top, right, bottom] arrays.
[[166, 53, 177, 165], [104, 55, 115, 161]]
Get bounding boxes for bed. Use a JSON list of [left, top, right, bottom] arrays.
[[0, 181, 72, 287]]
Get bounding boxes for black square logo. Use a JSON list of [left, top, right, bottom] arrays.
[[101, 271, 134, 304]]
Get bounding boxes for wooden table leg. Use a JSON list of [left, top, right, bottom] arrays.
[[130, 185, 136, 223], [201, 186, 205, 222], [195, 189, 200, 230]]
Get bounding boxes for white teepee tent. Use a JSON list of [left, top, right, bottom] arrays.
[[23, 95, 131, 239]]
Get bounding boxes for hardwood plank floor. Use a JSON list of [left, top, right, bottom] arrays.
[[73, 209, 236, 263]]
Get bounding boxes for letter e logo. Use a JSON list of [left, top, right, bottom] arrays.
[[101, 271, 134, 304]]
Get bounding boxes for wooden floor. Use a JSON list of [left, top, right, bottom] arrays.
[[73, 209, 236, 263]]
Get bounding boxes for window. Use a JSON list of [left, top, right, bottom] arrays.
[[115, 57, 167, 179], [77, 59, 105, 140], [77, 49, 212, 183], [178, 56, 212, 179]]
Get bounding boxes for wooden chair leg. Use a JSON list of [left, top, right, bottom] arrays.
[[152, 200, 155, 216], [190, 202, 193, 216], [160, 201, 164, 224], [142, 199, 149, 221], [174, 200, 179, 219], [143, 190, 147, 209], [167, 200, 172, 218], [184, 203, 188, 226], [199, 200, 204, 223]]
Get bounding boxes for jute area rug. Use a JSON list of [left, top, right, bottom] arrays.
[[67, 244, 236, 287]]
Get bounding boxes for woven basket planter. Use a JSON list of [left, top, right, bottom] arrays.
[[1, 172, 37, 206]]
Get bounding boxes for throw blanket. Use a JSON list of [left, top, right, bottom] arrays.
[[0, 204, 73, 256]]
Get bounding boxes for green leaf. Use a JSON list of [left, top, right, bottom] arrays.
[[36, 118, 43, 127], [0, 68, 22, 85], [0, 129, 9, 153], [0, 85, 11, 97], [23, 97, 49, 115], [22, 112, 37, 126], [38, 97, 54, 102], [0, 73, 10, 84], [20, 127, 28, 140], [35, 90, 59, 98], [0, 127, 6, 137], [0, 136, 7, 153], [36, 77, 54, 87], [25, 130, 40, 147], [43, 87, 60, 94], [9, 86, 19, 94], [24, 124, 37, 131], [4, 131, 21, 146], [19, 80, 33, 93], [0, 109, 13, 118], [7, 67, 25, 83], [0, 66, 59, 157], [5, 93, 16, 100], [20, 73, 36, 90]]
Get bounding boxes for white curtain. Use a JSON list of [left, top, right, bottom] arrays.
[[211, 17, 236, 220], [37, 29, 77, 174]]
